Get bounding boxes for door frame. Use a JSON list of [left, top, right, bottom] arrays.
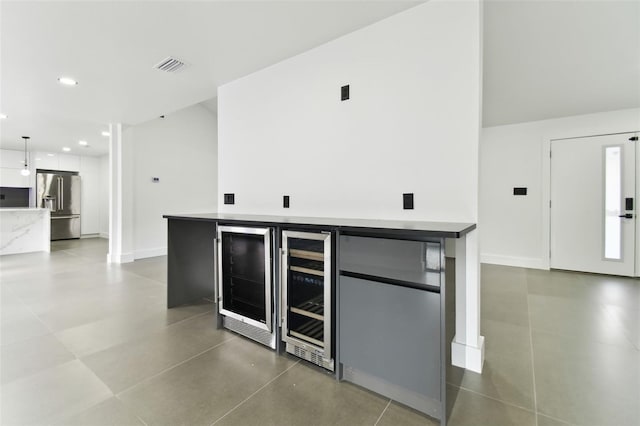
[[542, 130, 640, 276]]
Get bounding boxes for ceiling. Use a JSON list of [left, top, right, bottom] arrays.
[[0, 1, 421, 155], [1, 1, 638, 156], [483, 0, 640, 127]]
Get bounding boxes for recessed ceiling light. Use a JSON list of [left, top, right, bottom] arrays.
[[0, 113, 7, 119], [35, 158, 41, 161], [78, 140, 88, 146], [62, 147, 71, 152], [58, 77, 78, 86], [101, 131, 110, 137], [47, 153, 55, 157]]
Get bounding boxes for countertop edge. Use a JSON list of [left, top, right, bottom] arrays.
[[163, 214, 476, 238]]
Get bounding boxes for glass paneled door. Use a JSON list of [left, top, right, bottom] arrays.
[[218, 226, 272, 332], [550, 133, 637, 276], [281, 230, 333, 371]]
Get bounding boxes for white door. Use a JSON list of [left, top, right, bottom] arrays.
[[551, 133, 637, 276]]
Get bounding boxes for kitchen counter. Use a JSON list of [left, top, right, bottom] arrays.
[[163, 213, 476, 239], [0, 208, 50, 255], [164, 213, 483, 424]]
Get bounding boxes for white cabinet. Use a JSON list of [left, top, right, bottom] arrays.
[[0, 149, 26, 169], [34, 152, 59, 170], [59, 154, 80, 172], [0, 149, 30, 187], [0, 168, 30, 187], [33, 152, 80, 172]]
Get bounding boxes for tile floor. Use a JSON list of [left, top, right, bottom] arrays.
[[1, 238, 638, 425]]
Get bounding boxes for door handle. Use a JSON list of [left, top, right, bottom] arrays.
[[618, 213, 634, 219]]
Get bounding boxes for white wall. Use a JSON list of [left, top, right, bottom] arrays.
[[78, 156, 101, 236], [218, 0, 481, 223], [131, 104, 217, 259], [480, 107, 640, 269], [99, 154, 109, 238]]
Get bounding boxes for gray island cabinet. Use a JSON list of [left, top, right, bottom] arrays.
[[163, 213, 475, 425]]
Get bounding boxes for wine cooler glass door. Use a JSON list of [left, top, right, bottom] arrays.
[[282, 231, 331, 356], [218, 226, 272, 332]]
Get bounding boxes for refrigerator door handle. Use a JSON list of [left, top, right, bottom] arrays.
[[60, 176, 64, 210], [56, 177, 61, 210]]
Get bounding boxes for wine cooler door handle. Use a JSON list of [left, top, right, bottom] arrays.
[[216, 238, 223, 305], [279, 248, 286, 328], [213, 236, 218, 304]]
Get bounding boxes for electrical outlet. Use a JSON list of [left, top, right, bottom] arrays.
[[403, 193, 414, 210], [224, 193, 235, 205], [283, 195, 290, 208], [341, 85, 350, 101]]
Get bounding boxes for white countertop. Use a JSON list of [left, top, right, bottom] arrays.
[[0, 208, 49, 212], [0, 208, 50, 255]]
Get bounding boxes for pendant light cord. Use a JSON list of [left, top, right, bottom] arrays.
[[21, 136, 31, 176]]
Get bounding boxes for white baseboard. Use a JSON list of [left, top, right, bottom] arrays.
[[134, 246, 167, 260], [451, 335, 485, 373], [480, 253, 548, 270], [99, 232, 109, 239], [80, 234, 99, 239], [106, 252, 134, 264]]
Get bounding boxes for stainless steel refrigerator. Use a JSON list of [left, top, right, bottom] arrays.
[[36, 171, 81, 240]]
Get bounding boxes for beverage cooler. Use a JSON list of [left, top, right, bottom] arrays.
[[217, 226, 276, 349], [281, 230, 334, 371]]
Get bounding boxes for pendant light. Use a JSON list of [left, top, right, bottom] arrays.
[[20, 136, 31, 176]]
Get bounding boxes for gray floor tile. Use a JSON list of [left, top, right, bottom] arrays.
[[532, 330, 640, 426], [481, 287, 530, 327], [56, 301, 214, 357], [481, 264, 530, 329], [604, 304, 640, 350], [214, 362, 389, 426], [119, 256, 168, 283], [118, 337, 296, 426], [526, 269, 585, 298], [52, 397, 145, 426], [33, 297, 132, 333], [448, 319, 535, 410], [528, 294, 634, 349], [1, 333, 75, 384], [82, 312, 232, 393], [0, 359, 112, 425], [446, 386, 536, 426], [482, 263, 528, 295], [0, 310, 52, 346], [537, 414, 576, 426], [376, 401, 439, 426], [579, 273, 640, 311]]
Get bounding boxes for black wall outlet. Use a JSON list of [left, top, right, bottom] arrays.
[[513, 187, 527, 196], [341, 85, 350, 101], [283, 195, 290, 208], [224, 193, 235, 205], [403, 193, 414, 210]]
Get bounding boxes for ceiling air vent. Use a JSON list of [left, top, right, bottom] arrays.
[[153, 57, 186, 73]]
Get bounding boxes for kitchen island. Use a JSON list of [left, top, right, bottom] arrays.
[[163, 213, 480, 425], [0, 208, 50, 255]]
